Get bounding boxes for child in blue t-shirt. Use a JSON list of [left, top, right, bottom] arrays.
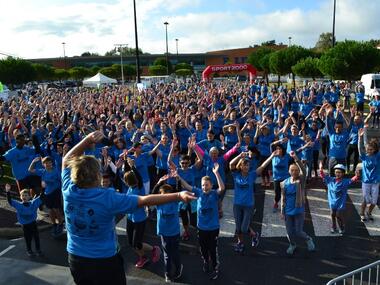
[[29, 156, 64, 236], [176, 163, 225, 280], [6, 184, 44, 257], [123, 158, 161, 269], [358, 129, 380, 222], [152, 175, 183, 283], [319, 163, 360, 234]]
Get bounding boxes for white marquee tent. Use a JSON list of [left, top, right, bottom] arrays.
[[82, 73, 117, 87]]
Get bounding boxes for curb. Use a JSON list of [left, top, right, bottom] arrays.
[[0, 223, 52, 239]]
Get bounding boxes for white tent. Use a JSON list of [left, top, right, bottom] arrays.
[[82, 73, 117, 87]]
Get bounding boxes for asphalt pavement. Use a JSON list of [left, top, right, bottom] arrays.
[[1, 183, 380, 285]]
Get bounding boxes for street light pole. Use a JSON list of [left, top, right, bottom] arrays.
[[288, 37, 292, 47], [114, 44, 127, 85], [175, 38, 179, 63], [332, 0, 336, 47], [164, 22, 169, 75], [133, 0, 141, 83], [62, 42, 66, 69]]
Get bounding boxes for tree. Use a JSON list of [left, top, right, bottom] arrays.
[[149, 65, 167, 76], [314, 32, 334, 53], [175, 69, 193, 77], [32, 63, 55, 81], [269, 50, 288, 85], [153, 57, 173, 74], [284, 46, 313, 86], [261, 40, 276, 46], [175, 62, 193, 71], [248, 47, 275, 83], [89, 66, 100, 76], [0, 57, 36, 87], [318, 40, 380, 80], [104, 47, 147, 56], [99, 66, 118, 78], [54, 69, 70, 81], [291, 57, 323, 79], [69, 67, 90, 80], [81, 52, 100, 57]]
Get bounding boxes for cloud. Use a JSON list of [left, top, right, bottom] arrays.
[[1, 0, 379, 59]]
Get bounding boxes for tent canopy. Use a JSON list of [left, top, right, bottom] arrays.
[[83, 73, 117, 87]]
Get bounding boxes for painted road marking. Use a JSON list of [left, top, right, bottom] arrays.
[[0, 245, 15, 257]]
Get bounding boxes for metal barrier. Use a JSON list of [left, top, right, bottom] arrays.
[[327, 260, 380, 285]]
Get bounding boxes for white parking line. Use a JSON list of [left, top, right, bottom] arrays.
[[0, 245, 16, 257]]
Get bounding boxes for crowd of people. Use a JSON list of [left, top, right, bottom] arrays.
[[1, 78, 380, 284]]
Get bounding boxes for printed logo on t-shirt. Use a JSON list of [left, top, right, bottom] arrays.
[[65, 203, 99, 236]]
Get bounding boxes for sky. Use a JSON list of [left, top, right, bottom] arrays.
[[1, 0, 379, 59]]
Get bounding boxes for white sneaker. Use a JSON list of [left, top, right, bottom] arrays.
[[286, 244, 297, 255]]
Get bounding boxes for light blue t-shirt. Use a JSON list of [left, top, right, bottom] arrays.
[[156, 201, 180, 236], [232, 170, 256, 207], [10, 197, 42, 225], [62, 168, 139, 258], [323, 175, 352, 210], [192, 186, 219, 231], [283, 178, 304, 216], [34, 167, 61, 195], [360, 153, 380, 184], [272, 155, 290, 181], [4, 146, 36, 180]]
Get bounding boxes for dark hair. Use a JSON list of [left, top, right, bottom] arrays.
[[180, 154, 190, 161], [159, 184, 173, 194], [133, 142, 142, 149]]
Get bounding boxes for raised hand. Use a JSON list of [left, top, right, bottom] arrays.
[[358, 128, 365, 137], [212, 162, 220, 174], [86, 131, 104, 144], [5, 184, 11, 192], [289, 151, 296, 158]]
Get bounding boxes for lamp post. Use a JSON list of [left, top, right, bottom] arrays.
[[114, 44, 127, 85], [164, 21, 169, 75], [175, 38, 179, 63], [133, 0, 141, 83], [288, 37, 292, 47], [332, 0, 336, 47], [62, 42, 66, 69]]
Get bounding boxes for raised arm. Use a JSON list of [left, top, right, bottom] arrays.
[[212, 163, 225, 195], [28, 157, 41, 173], [256, 152, 275, 175], [62, 131, 104, 168], [290, 151, 306, 178]]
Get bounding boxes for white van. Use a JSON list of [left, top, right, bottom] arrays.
[[360, 74, 380, 100]]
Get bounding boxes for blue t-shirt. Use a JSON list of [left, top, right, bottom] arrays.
[[62, 168, 139, 258], [10, 197, 42, 225], [356, 92, 364, 104], [129, 152, 150, 183], [232, 171, 256, 207], [272, 155, 290, 181], [283, 178, 304, 215], [328, 132, 349, 159], [360, 153, 380, 184], [348, 123, 363, 145], [192, 186, 219, 231], [156, 144, 170, 170], [34, 167, 61, 195], [287, 135, 304, 153], [126, 186, 147, 223], [156, 201, 180, 236], [198, 139, 223, 152], [257, 134, 275, 157], [323, 175, 352, 210], [4, 146, 35, 180]]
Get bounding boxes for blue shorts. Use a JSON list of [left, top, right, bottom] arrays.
[[233, 204, 253, 234]]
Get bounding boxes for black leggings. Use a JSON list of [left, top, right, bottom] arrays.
[[346, 144, 359, 172], [22, 222, 40, 252], [312, 150, 319, 175], [68, 252, 126, 285], [180, 205, 197, 228], [198, 228, 219, 269], [127, 219, 146, 250], [273, 180, 284, 203], [372, 113, 380, 126], [260, 155, 270, 181]]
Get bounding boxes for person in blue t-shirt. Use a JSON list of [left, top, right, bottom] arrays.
[[358, 129, 380, 222], [152, 175, 183, 283], [123, 157, 161, 269], [6, 184, 44, 257], [319, 163, 359, 234], [254, 124, 275, 187], [262, 143, 290, 212], [325, 104, 351, 176], [280, 151, 315, 255], [229, 154, 261, 253], [369, 94, 380, 128], [176, 163, 225, 280], [29, 156, 64, 237], [61, 131, 196, 285], [1, 134, 40, 193], [346, 113, 363, 173]]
